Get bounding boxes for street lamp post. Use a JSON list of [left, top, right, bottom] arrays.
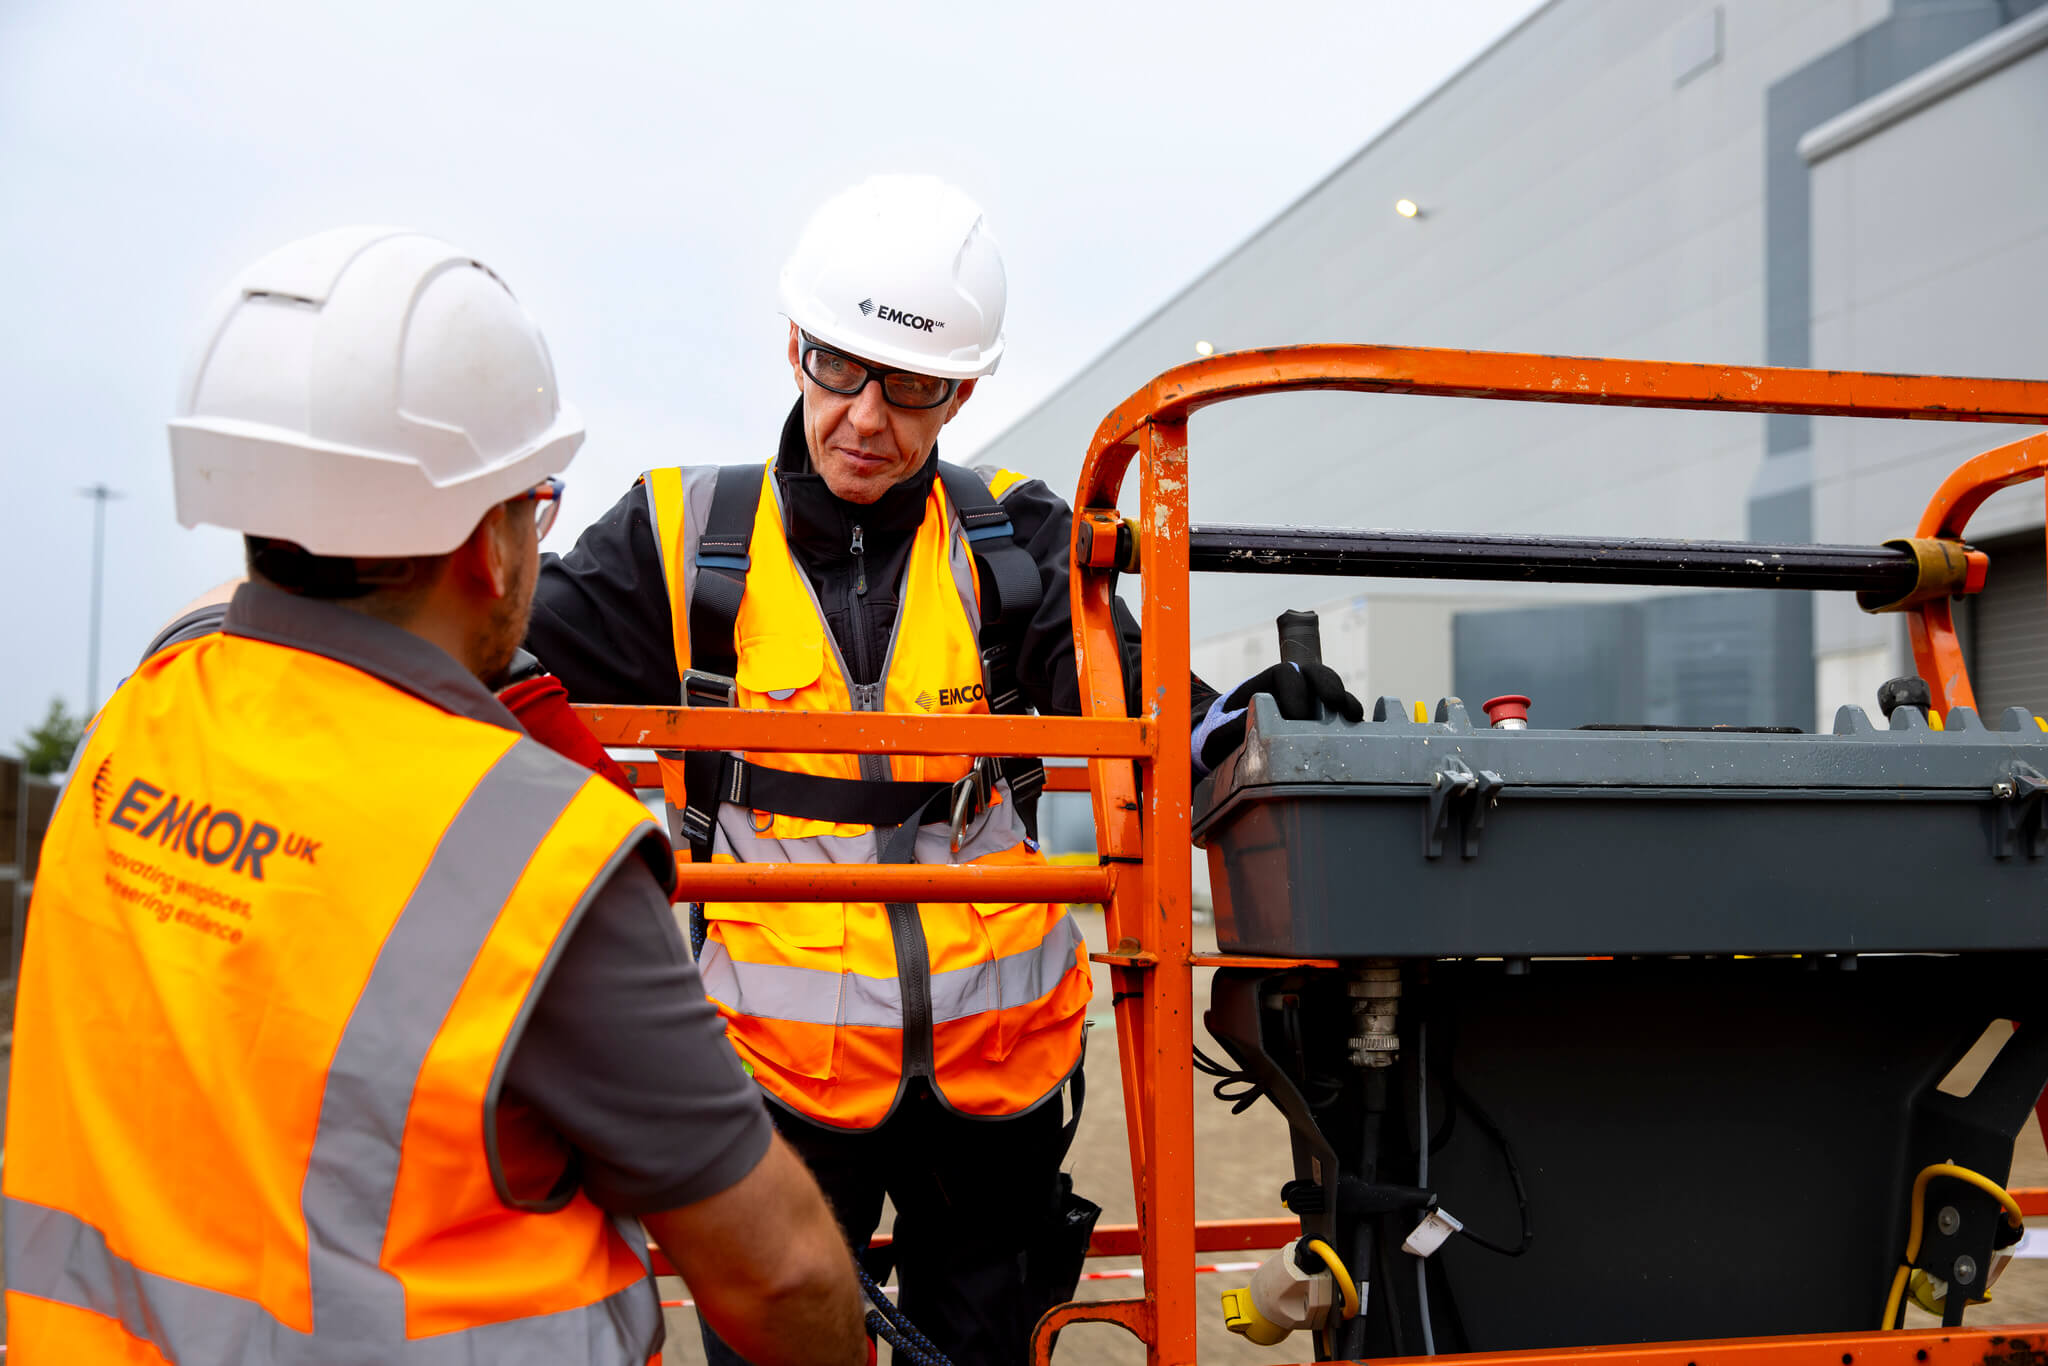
[[80, 483, 124, 718]]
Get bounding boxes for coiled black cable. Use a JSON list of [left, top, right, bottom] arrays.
[[859, 1264, 953, 1366], [1192, 1044, 1268, 1114]]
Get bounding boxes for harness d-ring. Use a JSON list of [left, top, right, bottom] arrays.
[[750, 808, 775, 834]]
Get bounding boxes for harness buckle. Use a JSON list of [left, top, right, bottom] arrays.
[[948, 757, 1002, 857], [681, 668, 738, 708]]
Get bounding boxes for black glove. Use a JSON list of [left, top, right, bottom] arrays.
[[1195, 662, 1364, 773]]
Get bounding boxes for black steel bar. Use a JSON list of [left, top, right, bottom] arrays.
[[1187, 524, 1922, 593]]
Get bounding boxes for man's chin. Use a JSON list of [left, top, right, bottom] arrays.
[[819, 468, 891, 505]]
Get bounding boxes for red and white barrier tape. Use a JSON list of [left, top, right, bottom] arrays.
[[659, 1261, 1264, 1310]]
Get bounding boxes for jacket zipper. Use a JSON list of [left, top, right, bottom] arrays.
[[845, 525, 936, 1089], [848, 523, 873, 685]]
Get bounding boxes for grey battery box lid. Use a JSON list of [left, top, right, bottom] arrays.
[[1189, 695, 2048, 958]]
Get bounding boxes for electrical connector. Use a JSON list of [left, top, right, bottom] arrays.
[[1219, 1238, 1339, 1345]]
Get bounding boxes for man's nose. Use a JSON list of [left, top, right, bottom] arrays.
[[848, 379, 890, 433]]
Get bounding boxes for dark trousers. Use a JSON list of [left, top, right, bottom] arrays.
[[700, 1083, 1068, 1366]]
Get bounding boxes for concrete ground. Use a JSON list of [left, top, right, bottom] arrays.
[[657, 912, 2048, 1364]]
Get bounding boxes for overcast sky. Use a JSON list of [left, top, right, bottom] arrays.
[[0, 0, 1543, 751]]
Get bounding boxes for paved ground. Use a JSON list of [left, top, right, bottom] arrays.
[[657, 917, 2048, 1364]]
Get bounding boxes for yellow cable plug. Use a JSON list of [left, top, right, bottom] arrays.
[[1220, 1288, 1289, 1346]]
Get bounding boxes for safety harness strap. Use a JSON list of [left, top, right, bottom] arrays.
[[680, 463, 764, 864], [936, 462, 1042, 643], [709, 756, 954, 828], [935, 462, 1047, 811]]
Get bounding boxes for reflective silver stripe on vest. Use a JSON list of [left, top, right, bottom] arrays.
[[5, 739, 659, 1363], [5, 1197, 657, 1365], [709, 776, 1030, 867], [698, 910, 1086, 1030]]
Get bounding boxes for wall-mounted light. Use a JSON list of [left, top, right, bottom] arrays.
[[1195, 340, 1215, 356], [1395, 199, 1421, 219]]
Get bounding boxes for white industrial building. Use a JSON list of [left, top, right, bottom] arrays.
[[977, 0, 2048, 746]]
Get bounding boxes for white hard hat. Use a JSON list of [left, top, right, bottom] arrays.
[[169, 226, 584, 558], [779, 175, 1007, 382]]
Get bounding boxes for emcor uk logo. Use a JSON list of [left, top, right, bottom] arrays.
[[102, 769, 320, 883], [914, 683, 985, 711], [857, 298, 945, 333]]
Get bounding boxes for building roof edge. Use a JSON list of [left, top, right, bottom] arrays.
[[970, 0, 1565, 459]]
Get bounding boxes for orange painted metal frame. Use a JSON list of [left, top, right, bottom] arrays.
[[578, 343, 2048, 1366], [1904, 431, 2048, 713]]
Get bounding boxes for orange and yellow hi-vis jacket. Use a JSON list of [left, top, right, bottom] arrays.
[[4, 620, 670, 1364], [643, 459, 1092, 1130]]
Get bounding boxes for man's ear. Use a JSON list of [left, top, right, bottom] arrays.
[[450, 504, 517, 599], [941, 377, 977, 425], [788, 322, 804, 392]]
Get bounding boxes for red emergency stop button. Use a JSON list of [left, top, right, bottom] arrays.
[[1481, 695, 1531, 728]]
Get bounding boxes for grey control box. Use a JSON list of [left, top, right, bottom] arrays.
[[1190, 696, 2048, 958]]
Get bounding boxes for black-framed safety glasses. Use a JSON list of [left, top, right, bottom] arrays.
[[512, 475, 565, 540], [798, 333, 960, 411]]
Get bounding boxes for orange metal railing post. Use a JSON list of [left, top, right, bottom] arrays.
[[1136, 417, 1199, 1366]]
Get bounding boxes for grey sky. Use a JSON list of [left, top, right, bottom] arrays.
[[0, 0, 1542, 750]]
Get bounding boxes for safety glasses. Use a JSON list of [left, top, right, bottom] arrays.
[[799, 334, 959, 411], [513, 476, 565, 540]]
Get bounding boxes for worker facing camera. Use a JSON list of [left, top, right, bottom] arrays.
[[522, 174, 1362, 1366]]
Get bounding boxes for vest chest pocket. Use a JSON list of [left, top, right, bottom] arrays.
[[735, 634, 825, 703]]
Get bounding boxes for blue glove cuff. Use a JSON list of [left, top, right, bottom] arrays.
[[1190, 688, 1248, 778]]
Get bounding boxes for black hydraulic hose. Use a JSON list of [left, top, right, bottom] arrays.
[[1339, 1068, 1389, 1360], [1188, 524, 1925, 593]]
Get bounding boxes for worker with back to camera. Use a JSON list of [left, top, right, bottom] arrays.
[[2, 227, 866, 1366], [521, 174, 1363, 1366]]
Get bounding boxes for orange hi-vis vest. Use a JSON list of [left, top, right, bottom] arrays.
[[4, 624, 673, 1364], [643, 459, 1091, 1130]]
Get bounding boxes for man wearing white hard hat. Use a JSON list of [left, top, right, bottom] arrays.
[[525, 177, 1361, 1366], [3, 227, 864, 1366]]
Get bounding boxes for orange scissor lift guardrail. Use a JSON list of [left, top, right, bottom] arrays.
[[578, 344, 2048, 1366]]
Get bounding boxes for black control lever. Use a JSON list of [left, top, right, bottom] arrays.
[[1276, 608, 1323, 667], [1276, 609, 1325, 724]]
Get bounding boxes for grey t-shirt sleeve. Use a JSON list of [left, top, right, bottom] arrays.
[[502, 855, 773, 1214]]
